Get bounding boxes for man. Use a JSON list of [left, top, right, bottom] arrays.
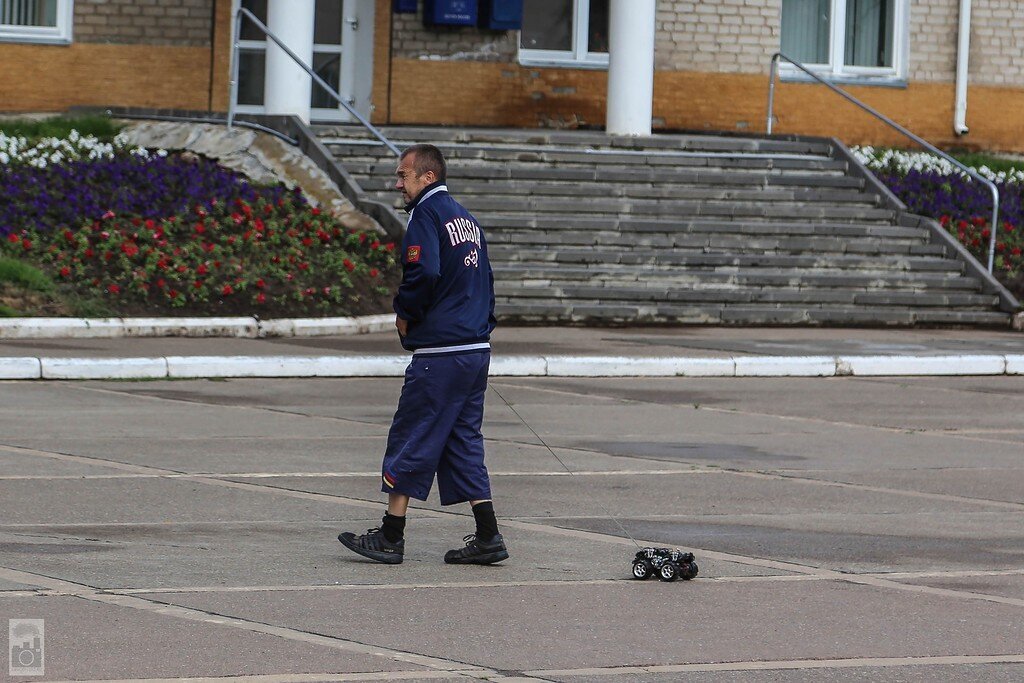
[[338, 143, 507, 566]]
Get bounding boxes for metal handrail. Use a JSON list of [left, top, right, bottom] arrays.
[[767, 52, 1000, 273], [227, 7, 400, 157]]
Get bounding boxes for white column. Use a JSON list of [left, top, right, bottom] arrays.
[[606, 0, 656, 136], [264, 0, 315, 123]]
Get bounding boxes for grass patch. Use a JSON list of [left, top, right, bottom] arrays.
[[0, 115, 121, 141], [947, 150, 1024, 175], [0, 303, 21, 317], [0, 257, 55, 293]]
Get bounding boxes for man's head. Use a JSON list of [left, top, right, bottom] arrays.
[[395, 144, 447, 205]]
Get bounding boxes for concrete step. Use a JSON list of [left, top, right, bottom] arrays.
[[491, 264, 981, 290], [356, 177, 877, 205], [348, 164, 862, 187], [486, 231, 945, 256], [332, 148, 848, 173], [480, 216, 930, 239], [315, 124, 835, 155], [492, 301, 1010, 326], [368, 193, 894, 221], [493, 283, 997, 308], [488, 248, 963, 272]]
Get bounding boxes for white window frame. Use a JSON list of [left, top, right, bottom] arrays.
[[0, 0, 73, 45], [780, 0, 909, 85], [518, 0, 608, 70]]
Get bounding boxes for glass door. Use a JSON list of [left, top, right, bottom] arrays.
[[234, 0, 353, 122]]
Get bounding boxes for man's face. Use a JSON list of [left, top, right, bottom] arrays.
[[395, 153, 435, 205]]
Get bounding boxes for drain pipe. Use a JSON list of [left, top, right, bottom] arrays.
[[954, 0, 972, 135]]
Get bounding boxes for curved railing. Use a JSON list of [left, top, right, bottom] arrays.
[[227, 6, 400, 157], [767, 52, 1000, 273]]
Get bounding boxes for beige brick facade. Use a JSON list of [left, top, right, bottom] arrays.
[[391, 5, 517, 61], [969, 0, 1024, 86], [74, 0, 214, 47], [654, 0, 782, 74]]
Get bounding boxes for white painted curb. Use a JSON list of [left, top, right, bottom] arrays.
[[840, 354, 1006, 377], [0, 314, 394, 339], [0, 357, 42, 379], [40, 357, 169, 380], [7, 353, 1023, 380]]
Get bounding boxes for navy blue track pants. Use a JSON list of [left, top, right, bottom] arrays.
[[381, 350, 492, 505]]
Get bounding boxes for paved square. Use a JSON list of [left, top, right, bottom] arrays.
[[1, 375, 1022, 681]]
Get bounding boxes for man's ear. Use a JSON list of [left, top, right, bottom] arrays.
[[422, 170, 437, 185]]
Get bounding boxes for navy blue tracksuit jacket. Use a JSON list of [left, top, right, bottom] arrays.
[[393, 181, 496, 351]]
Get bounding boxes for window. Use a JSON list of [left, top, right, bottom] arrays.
[[235, 0, 346, 119], [780, 0, 907, 81], [0, 0, 73, 44], [519, 0, 608, 69]]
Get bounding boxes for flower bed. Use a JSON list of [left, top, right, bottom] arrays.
[[0, 130, 399, 317], [854, 147, 1024, 296]]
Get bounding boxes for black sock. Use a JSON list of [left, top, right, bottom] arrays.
[[381, 512, 405, 543], [472, 501, 499, 542]]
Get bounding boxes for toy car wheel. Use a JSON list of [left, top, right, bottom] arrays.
[[658, 562, 679, 582], [632, 560, 652, 580], [682, 561, 699, 580]]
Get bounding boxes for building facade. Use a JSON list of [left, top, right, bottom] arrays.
[[2, 0, 1023, 150]]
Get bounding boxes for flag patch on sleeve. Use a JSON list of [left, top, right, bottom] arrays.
[[406, 245, 421, 263]]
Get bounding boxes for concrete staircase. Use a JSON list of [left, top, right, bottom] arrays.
[[315, 125, 1015, 327]]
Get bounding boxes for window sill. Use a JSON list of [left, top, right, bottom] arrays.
[[517, 57, 608, 70], [779, 71, 908, 89], [0, 34, 72, 45]]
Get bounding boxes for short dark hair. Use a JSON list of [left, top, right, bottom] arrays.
[[401, 144, 447, 182]]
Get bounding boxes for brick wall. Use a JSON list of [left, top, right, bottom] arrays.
[[391, 5, 517, 61], [909, 0, 958, 82], [74, 0, 214, 47], [655, 0, 782, 74], [970, 1, 1024, 86]]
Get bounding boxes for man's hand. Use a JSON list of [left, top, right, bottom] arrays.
[[395, 316, 408, 337]]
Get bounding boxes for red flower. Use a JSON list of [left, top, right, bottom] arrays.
[[121, 242, 140, 257], [177, 265, 188, 273], [221, 284, 234, 296], [311, 207, 321, 216], [322, 286, 331, 296], [255, 278, 266, 289], [7, 233, 19, 244], [286, 273, 294, 281], [194, 223, 206, 234], [958, 220, 968, 230], [101, 210, 115, 220], [298, 262, 309, 271], [981, 228, 991, 239], [371, 240, 380, 250], [971, 216, 986, 227], [197, 264, 209, 275], [194, 280, 204, 289], [939, 215, 950, 227], [227, 236, 237, 245], [302, 237, 314, 247], [156, 278, 166, 289], [108, 284, 120, 295], [343, 259, 355, 272], [59, 266, 71, 278], [84, 247, 95, 259], [304, 287, 315, 297], [63, 229, 75, 241], [256, 292, 267, 304], [21, 238, 32, 251], [1012, 247, 1023, 256], [358, 233, 367, 244], [145, 219, 156, 230], [385, 242, 395, 252], [254, 218, 265, 232], [168, 288, 179, 298], [369, 268, 379, 278]]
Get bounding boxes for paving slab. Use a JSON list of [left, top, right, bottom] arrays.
[[555, 514, 1024, 573], [155, 581, 1024, 672], [539, 663, 1024, 683], [0, 594, 429, 680], [796, 468, 1024, 505], [894, 573, 1024, 602]]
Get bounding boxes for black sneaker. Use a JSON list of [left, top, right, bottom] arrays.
[[338, 527, 404, 564], [444, 533, 509, 565]]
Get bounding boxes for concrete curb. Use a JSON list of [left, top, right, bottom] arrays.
[[0, 314, 395, 339], [1, 354, 1022, 380]]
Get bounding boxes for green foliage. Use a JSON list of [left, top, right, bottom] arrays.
[[947, 150, 1024, 176], [0, 115, 121, 142], [0, 256, 55, 293]]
